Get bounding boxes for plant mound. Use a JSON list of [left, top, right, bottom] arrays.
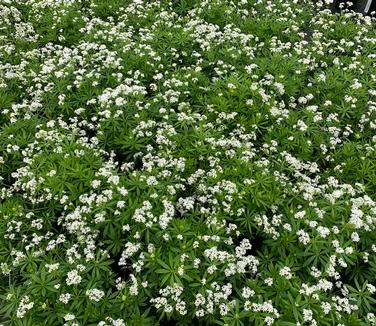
[[0, 0, 376, 325]]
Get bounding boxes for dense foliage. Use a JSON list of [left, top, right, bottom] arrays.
[[0, 0, 376, 325]]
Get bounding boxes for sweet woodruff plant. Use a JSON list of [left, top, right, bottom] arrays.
[[0, 0, 375, 325]]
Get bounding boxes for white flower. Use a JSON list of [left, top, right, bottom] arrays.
[[66, 269, 82, 286], [264, 316, 275, 325], [16, 296, 34, 318], [86, 288, 105, 302], [242, 287, 255, 299], [303, 309, 313, 321], [108, 175, 119, 185], [64, 313, 75, 321], [59, 293, 71, 304], [91, 180, 101, 189], [297, 230, 310, 245], [45, 263, 59, 273], [265, 277, 274, 286], [366, 284, 376, 294], [279, 266, 292, 279], [351, 232, 360, 242]]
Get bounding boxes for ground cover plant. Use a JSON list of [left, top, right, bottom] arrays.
[[0, 0, 376, 325]]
